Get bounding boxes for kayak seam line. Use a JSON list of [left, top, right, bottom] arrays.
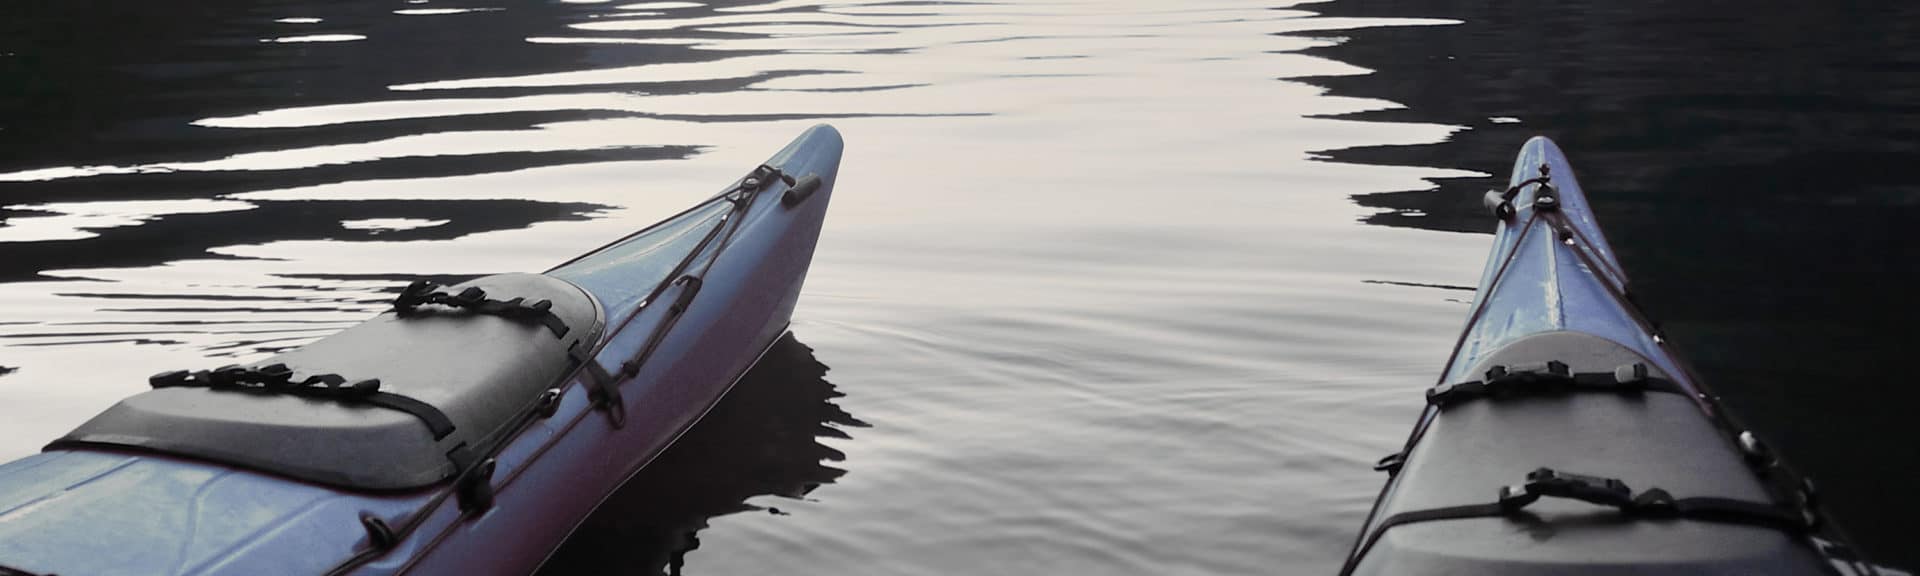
[[1544, 224, 1564, 329], [0, 455, 139, 529], [0, 453, 62, 496], [167, 469, 234, 576]]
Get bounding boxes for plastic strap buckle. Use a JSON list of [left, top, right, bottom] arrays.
[[1485, 361, 1571, 384], [1501, 468, 1634, 511], [393, 280, 439, 312]]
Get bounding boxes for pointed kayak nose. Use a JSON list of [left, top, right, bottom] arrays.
[[547, 124, 843, 324], [1478, 136, 1627, 292], [763, 124, 845, 195], [1447, 136, 1675, 385]]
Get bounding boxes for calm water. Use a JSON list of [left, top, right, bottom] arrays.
[[1, 0, 1912, 573]]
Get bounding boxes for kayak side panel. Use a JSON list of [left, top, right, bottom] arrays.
[[0, 451, 428, 576]]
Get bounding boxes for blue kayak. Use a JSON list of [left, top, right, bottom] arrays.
[[1339, 137, 1900, 575], [0, 125, 842, 576]]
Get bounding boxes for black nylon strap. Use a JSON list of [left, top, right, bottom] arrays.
[[1340, 467, 1810, 575], [1340, 501, 1507, 575], [393, 281, 571, 338], [1657, 493, 1807, 528], [1427, 362, 1687, 408], [150, 365, 456, 440], [362, 393, 456, 440]]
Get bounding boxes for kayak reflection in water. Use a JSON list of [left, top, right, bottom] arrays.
[[540, 334, 866, 575]]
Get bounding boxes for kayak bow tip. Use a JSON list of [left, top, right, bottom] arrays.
[[765, 124, 845, 194]]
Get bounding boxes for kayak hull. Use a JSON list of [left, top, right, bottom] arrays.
[[1342, 137, 1883, 575], [0, 125, 843, 576]]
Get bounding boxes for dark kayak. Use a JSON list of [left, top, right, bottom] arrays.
[[1339, 137, 1903, 576], [0, 125, 842, 576]]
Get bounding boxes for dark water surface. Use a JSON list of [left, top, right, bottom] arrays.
[[0, 0, 1911, 573]]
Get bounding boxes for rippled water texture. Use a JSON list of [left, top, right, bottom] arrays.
[[3, 0, 1909, 573]]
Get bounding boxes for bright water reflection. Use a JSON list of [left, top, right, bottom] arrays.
[[2, 1, 1487, 573]]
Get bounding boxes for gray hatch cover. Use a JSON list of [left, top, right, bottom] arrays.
[[1351, 331, 1829, 575], [48, 273, 606, 490]]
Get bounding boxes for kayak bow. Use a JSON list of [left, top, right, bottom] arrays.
[[1341, 137, 1899, 576], [0, 125, 842, 576]]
